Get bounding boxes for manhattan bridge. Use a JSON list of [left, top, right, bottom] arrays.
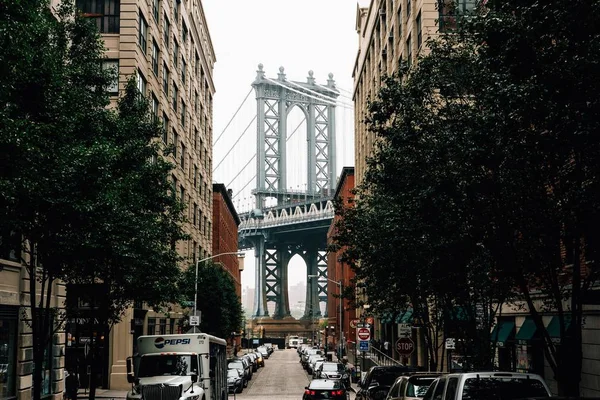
[[213, 64, 354, 336]]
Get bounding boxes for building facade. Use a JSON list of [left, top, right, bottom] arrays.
[[326, 167, 356, 355], [69, 0, 217, 390]]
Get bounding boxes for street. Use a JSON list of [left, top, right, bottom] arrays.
[[231, 349, 357, 399]]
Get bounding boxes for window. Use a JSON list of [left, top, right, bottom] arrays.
[[207, 222, 211, 240], [182, 23, 188, 48], [192, 241, 197, 263], [163, 15, 170, 49], [194, 91, 198, 113], [76, 0, 120, 33], [173, 39, 179, 68], [147, 318, 156, 335], [169, 319, 176, 334], [195, 52, 200, 76], [444, 378, 458, 400], [406, 34, 412, 68], [173, 0, 179, 22], [152, 40, 159, 76], [182, 59, 186, 84], [181, 101, 186, 127], [439, 0, 476, 31], [194, 165, 198, 188], [193, 204, 198, 225], [406, 0, 411, 19], [139, 13, 148, 53], [153, 0, 159, 21], [416, 11, 422, 49], [162, 62, 169, 95], [172, 83, 178, 110], [171, 175, 177, 197], [162, 113, 169, 143], [0, 306, 18, 398], [159, 319, 167, 335], [102, 59, 119, 94], [152, 94, 159, 123], [194, 128, 198, 150], [203, 216, 207, 235], [136, 69, 147, 96], [180, 185, 185, 200], [180, 144, 185, 167], [173, 131, 178, 157]]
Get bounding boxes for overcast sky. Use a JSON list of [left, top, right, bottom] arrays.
[[203, 0, 360, 292]]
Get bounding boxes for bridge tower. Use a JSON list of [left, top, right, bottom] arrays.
[[241, 65, 338, 334]]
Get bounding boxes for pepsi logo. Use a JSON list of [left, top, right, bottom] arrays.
[[154, 337, 165, 349]]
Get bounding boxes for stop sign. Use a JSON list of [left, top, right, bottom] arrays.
[[396, 337, 415, 356], [357, 327, 370, 340]]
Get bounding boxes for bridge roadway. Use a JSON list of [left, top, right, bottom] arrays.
[[233, 348, 357, 399]]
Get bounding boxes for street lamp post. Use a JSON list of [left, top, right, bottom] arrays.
[[193, 251, 245, 320], [308, 275, 343, 360]]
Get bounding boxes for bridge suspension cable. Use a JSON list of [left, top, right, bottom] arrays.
[[264, 78, 354, 110], [213, 115, 257, 172], [315, 83, 354, 102], [213, 88, 253, 146], [284, 79, 354, 108]]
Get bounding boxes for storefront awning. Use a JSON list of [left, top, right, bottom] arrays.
[[490, 320, 515, 346], [546, 315, 572, 339], [396, 309, 413, 324], [515, 317, 537, 341]]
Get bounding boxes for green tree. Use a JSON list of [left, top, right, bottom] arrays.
[[0, 2, 186, 399], [335, 0, 600, 392], [180, 261, 244, 339]]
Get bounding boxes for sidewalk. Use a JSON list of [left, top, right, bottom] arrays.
[[77, 389, 128, 399]]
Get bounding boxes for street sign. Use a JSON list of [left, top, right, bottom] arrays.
[[189, 315, 200, 326], [396, 337, 415, 356], [365, 316, 374, 325], [399, 324, 411, 338], [359, 340, 370, 352], [445, 338, 456, 350], [350, 319, 360, 329], [357, 327, 371, 341]]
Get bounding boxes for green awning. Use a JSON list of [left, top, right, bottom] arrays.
[[490, 320, 515, 345], [546, 316, 572, 338], [515, 317, 537, 341], [396, 309, 413, 324]]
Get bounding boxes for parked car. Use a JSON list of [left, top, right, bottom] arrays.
[[385, 373, 441, 400], [422, 372, 551, 400], [356, 365, 418, 400], [307, 355, 326, 375], [256, 345, 270, 359], [243, 353, 258, 372], [227, 359, 250, 387], [227, 368, 244, 394], [303, 379, 350, 400], [302, 348, 323, 369], [317, 362, 351, 388], [253, 351, 265, 367], [313, 361, 325, 379]]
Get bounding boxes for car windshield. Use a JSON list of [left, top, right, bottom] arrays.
[[138, 354, 198, 378], [406, 378, 436, 397], [227, 370, 240, 378], [462, 377, 549, 400], [228, 361, 244, 370], [322, 363, 345, 372], [371, 369, 407, 386], [309, 380, 343, 390]]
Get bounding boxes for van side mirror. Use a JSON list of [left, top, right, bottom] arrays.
[[126, 357, 134, 384], [190, 373, 198, 383]]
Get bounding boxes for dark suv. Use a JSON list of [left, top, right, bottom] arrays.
[[356, 365, 417, 400]]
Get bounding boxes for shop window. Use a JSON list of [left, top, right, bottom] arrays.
[[147, 318, 156, 335], [0, 306, 18, 399]]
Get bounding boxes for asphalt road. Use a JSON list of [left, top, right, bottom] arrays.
[[230, 348, 357, 400]]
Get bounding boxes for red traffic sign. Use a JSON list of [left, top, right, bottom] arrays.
[[366, 316, 374, 325], [350, 319, 360, 329], [396, 337, 415, 356], [357, 327, 371, 341]]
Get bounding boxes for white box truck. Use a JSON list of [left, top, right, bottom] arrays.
[[126, 333, 228, 400]]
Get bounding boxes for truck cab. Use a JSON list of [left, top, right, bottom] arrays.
[[126, 334, 227, 400]]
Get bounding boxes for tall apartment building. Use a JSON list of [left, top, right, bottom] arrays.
[[212, 184, 241, 297], [353, 0, 438, 186], [69, 0, 217, 390]]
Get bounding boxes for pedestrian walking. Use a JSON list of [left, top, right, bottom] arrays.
[[65, 369, 79, 400], [383, 340, 390, 358]]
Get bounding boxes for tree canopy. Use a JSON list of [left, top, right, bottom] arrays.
[[333, 0, 600, 392]]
